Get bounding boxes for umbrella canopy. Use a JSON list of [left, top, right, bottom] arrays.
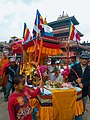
[[23, 36, 63, 56], [11, 40, 23, 55]]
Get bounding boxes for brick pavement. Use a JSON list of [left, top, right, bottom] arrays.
[[0, 87, 90, 120]]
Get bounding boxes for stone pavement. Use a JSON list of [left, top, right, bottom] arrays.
[[0, 91, 9, 120], [0, 87, 90, 120], [85, 99, 90, 120]]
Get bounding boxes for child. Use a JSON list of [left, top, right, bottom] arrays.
[[8, 74, 42, 120]]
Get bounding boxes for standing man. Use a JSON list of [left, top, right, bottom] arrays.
[[4, 57, 20, 102], [68, 52, 90, 120]]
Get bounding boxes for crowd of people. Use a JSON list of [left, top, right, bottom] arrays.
[[0, 53, 20, 102], [0, 51, 90, 120], [0, 52, 43, 120]]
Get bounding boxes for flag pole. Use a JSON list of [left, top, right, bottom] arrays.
[[66, 21, 70, 68], [34, 10, 43, 85], [66, 42, 70, 68], [34, 10, 38, 63], [66, 20, 71, 68]]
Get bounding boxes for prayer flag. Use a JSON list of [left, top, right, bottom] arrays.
[[69, 21, 81, 43], [23, 23, 31, 42], [32, 10, 44, 38]]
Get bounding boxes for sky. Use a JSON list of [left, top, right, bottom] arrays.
[[0, 0, 90, 43]]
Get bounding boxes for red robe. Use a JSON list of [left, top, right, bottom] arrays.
[[0, 62, 10, 87]]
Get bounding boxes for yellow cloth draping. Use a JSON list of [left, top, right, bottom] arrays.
[[27, 46, 63, 55], [75, 100, 84, 116], [39, 106, 53, 120], [29, 88, 84, 120], [51, 88, 76, 120]]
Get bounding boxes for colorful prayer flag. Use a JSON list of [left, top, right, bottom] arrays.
[[32, 10, 44, 38], [69, 21, 81, 43], [23, 23, 31, 42]]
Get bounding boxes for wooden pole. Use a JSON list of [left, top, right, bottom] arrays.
[[66, 42, 70, 68], [34, 38, 38, 63]]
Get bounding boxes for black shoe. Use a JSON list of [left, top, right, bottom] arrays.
[[4, 98, 8, 102], [0, 87, 4, 92]]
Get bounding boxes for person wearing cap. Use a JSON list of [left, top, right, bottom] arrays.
[[4, 57, 20, 102], [69, 52, 79, 68], [68, 51, 90, 120]]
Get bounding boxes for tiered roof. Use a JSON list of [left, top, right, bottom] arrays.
[[48, 13, 84, 42]]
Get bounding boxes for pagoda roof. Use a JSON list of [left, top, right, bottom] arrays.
[[48, 16, 79, 27], [61, 42, 90, 51], [53, 28, 84, 37], [48, 15, 84, 37], [77, 30, 84, 37]]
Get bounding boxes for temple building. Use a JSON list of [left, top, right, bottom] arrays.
[[48, 12, 90, 54]]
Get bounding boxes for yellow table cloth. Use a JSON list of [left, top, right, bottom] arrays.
[[30, 88, 84, 120], [39, 88, 83, 120]]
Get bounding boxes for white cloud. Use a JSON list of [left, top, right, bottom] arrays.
[[0, 0, 90, 43]]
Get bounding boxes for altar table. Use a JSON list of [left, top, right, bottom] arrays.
[[30, 88, 84, 120]]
